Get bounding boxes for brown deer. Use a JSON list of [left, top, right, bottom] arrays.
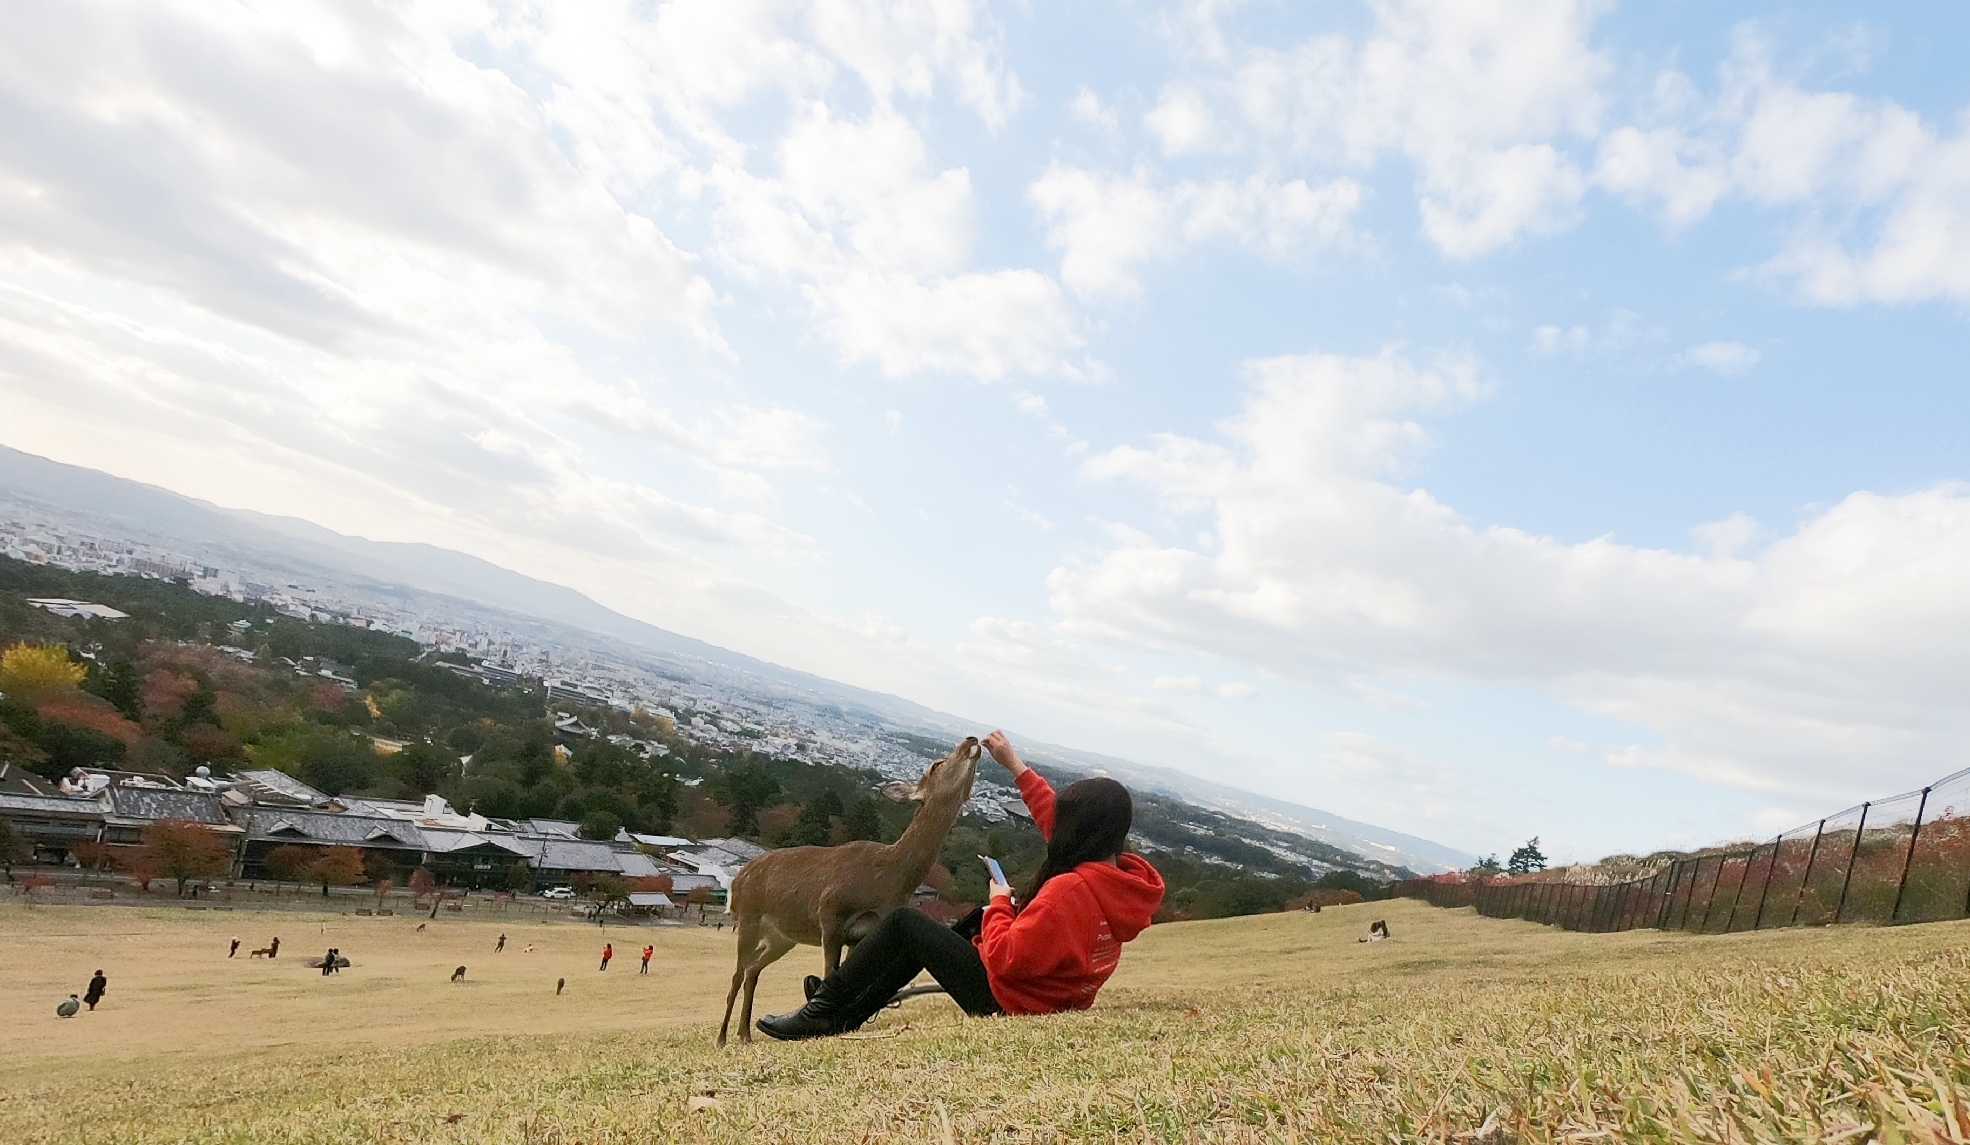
[[716, 735, 980, 1046]]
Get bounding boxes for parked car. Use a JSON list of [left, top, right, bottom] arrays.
[[539, 886, 576, 899]]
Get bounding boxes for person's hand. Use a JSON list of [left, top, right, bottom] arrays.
[[980, 730, 1027, 778], [989, 881, 1014, 901]]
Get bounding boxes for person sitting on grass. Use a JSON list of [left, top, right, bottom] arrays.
[[757, 730, 1165, 1041]]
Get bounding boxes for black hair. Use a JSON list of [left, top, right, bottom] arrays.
[[1020, 777, 1133, 905]]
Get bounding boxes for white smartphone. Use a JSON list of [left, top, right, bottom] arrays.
[[980, 854, 1008, 887]]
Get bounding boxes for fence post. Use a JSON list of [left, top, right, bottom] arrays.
[[1693, 855, 1717, 933], [1750, 834, 1780, 930], [1890, 787, 1930, 925], [1789, 819, 1827, 927], [1656, 863, 1681, 929], [1721, 852, 1751, 932], [1832, 802, 1870, 924]]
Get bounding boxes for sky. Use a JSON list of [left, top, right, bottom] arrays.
[[3, 1, 1970, 865]]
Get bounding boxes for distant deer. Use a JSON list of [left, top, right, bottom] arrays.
[[716, 735, 980, 1046]]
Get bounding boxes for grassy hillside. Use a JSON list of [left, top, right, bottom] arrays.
[[4, 900, 1969, 1142]]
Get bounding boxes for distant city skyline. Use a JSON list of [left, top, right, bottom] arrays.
[[4, 3, 1969, 863]]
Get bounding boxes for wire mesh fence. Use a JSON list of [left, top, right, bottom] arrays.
[[1393, 765, 1970, 934]]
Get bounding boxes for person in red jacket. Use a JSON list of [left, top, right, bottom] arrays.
[[757, 730, 1164, 1040]]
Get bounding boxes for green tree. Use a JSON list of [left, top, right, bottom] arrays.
[[0, 818, 29, 880], [779, 789, 843, 847], [579, 808, 623, 841], [708, 764, 780, 837], [84, 659, 142, 720], [1470, 854, 1503, 878], [1508, 837, 1548, 875], [842, 797, 886, 843], [502, 860, 533, 894]]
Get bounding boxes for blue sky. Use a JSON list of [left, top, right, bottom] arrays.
[[4, 0, 1970, 864]]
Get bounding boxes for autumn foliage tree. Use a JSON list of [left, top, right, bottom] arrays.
[[0, 643, 86, 696], [136, 819, 233, 897], [263, 844, 315, 895], [308, 846, 367, 897]]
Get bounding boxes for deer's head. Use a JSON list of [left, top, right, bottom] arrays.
[[897, 736, 980, 806]]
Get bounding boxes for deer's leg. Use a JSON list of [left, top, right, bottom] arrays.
[[820, 915, 843, 978], [717, 918, 765, 1048], [737, 935, 794, 1044]]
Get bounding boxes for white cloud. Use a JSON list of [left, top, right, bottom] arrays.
[[1531, 324, 1590, 357], [1691, 512, 1761, 559], [958, 618, 1124, 677], [1030, 165, 1360, 300], [1145, 86, 1220, 155], [1153, 675, 1203, 692], [1180, 0, 1609, 256], [1547, 735, 1590, 752], [1054, 346, 1970, 806], [1681, 341, 1761, 376], [1216, 681, 1258, 701], [1069, 87, 1119, 132], [809, 268, 1085, 378], [1595, 35, 1970, 305]]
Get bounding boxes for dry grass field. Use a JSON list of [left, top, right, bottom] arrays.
[[5, 898, 1970, 1143]]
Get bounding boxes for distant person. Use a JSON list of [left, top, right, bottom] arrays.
[[640, 945, 652, 974], [1358, 920, 1389, 943], [269, 936, 280, 959], [599, 942, 612, 971], [57, 994, 80, 1018], [84, 970, 107, 1011], [522, 943, 535, 954], [495, 933, 506, 953], [229, 936, 241, 958], [556, 977, 565, 995], [322, 947, 335, 976], [757, 730, 1165, 1041]]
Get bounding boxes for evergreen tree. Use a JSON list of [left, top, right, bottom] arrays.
[[1507, 837, 1548, 875]]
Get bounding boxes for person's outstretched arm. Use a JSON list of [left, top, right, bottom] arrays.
[[983, 729, 1054, 839]]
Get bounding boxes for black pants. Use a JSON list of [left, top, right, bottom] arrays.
[[817, 908, 1002, 1030]]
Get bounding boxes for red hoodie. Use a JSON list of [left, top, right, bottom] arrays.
[[975, 769, 1165, 1016]]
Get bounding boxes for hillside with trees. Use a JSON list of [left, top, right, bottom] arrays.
[[0, 557, 1398, 918]]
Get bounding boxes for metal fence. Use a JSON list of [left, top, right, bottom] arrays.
[[1393, 765, 1970, 934]]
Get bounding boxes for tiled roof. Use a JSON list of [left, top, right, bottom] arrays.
[[237, 807, 430, 848], [0, 792, 107, 818], [526, 837, 626, 872], [105, 786, 230, 825], [522, 818, 584, 838], [615, 851, 668, 878], [421, 831, 532, 857], [230, 770, 329, 805]]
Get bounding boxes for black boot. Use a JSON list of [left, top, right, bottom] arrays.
[[803, 975, 822, 1001], [756, 996, 845, 1041]]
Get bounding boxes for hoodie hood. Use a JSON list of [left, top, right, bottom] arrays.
[[1076, 853, 1165, 941]]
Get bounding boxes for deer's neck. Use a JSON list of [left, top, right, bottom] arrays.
[[881, 789, 968, 891]]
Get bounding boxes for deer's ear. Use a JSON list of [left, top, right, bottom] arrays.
[[880, 780, 921, 803]]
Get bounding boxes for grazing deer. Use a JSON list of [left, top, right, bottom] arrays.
[[451, 965, 467, 983], [248, 947, 272, 959], [716, 736, 981, 1046]]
